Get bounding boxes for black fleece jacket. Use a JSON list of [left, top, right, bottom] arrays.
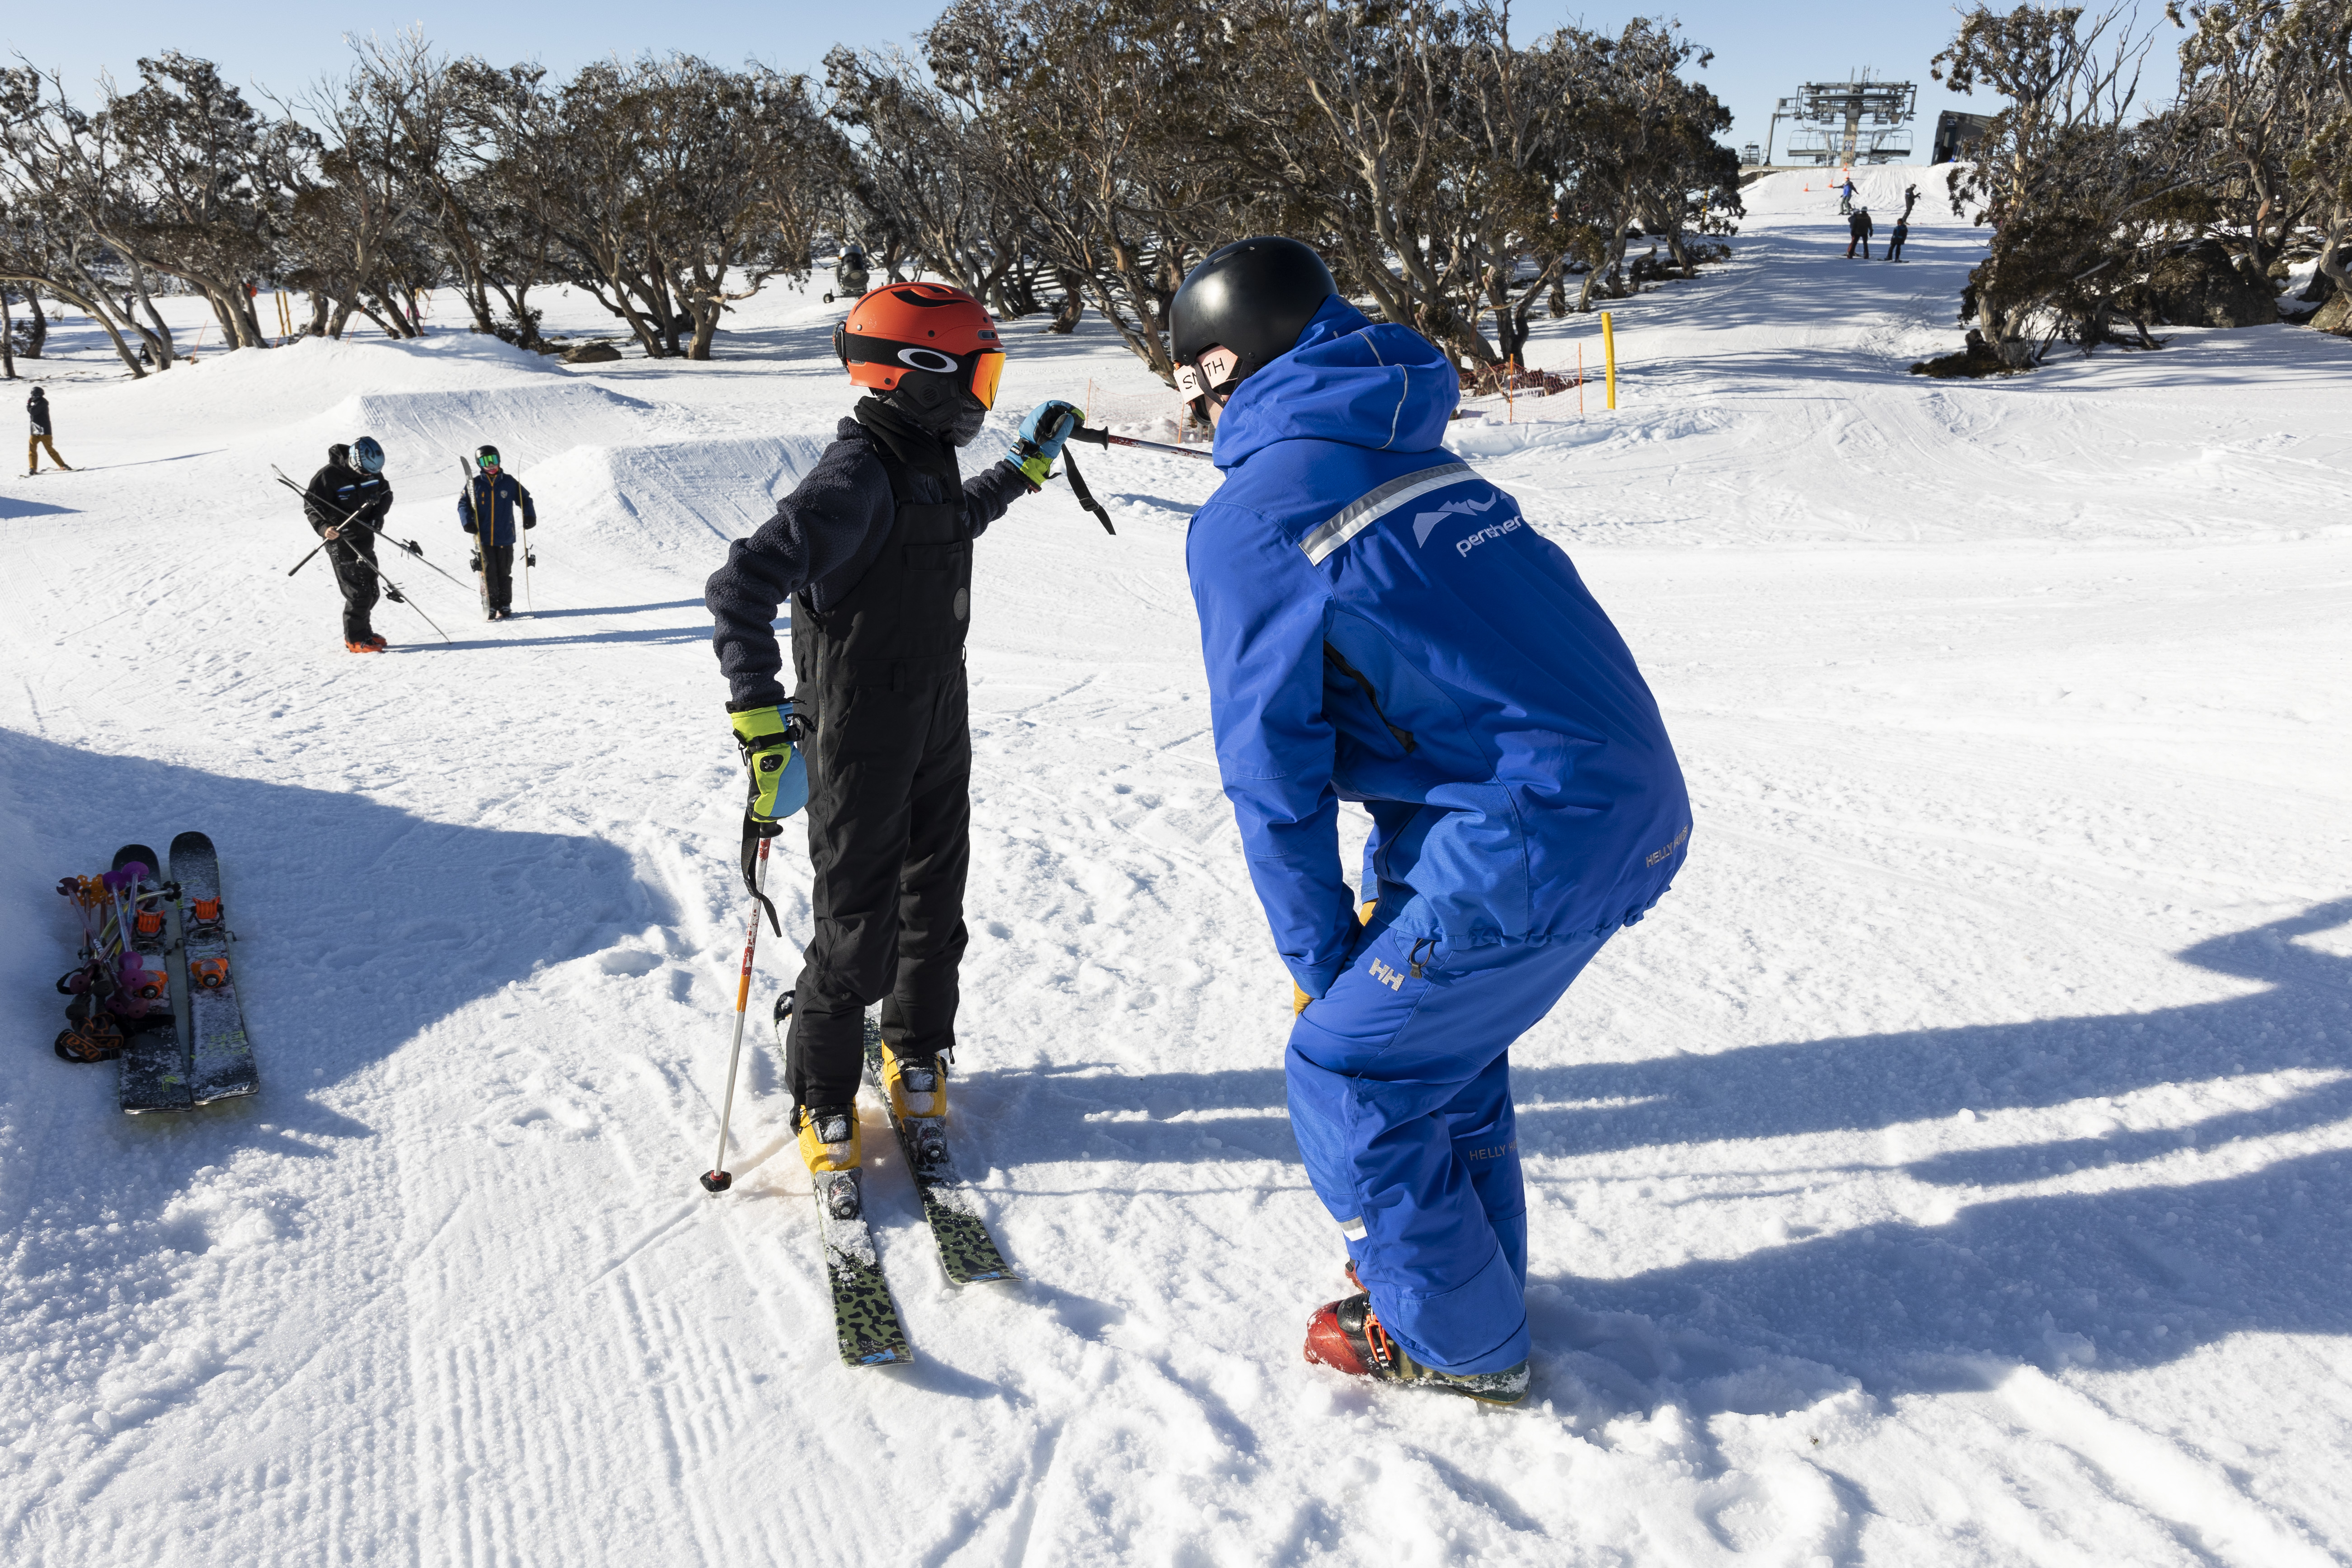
[[706, 409, 1033, 709]]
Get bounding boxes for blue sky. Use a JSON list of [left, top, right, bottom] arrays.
[[5, 1, 2176, 162]]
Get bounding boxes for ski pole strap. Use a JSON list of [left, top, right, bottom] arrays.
[[1059, 448, 1116, 536], [739, 814, 782, 936]]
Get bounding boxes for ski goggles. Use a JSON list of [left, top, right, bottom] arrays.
[[836, 329, 1006, 409], [477, 450, 502, 469]]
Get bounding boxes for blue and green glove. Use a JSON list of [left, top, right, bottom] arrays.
[[1007, 400, 1082, 487], [729, 702, 807, 834]]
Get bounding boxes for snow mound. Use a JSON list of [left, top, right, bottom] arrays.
[[528, 435, 826, 556], [74, 332, 571, 439], [303, 382, 660, 480], [1741, 162, 1957, 221]]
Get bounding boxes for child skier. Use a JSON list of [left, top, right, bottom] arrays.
[[1168, 237, 1690, 1405], [458, 444, 536, 620], [303, 437, 398, 653], [704, 282, 1080, 1204], [1887, 215, 1910, 262], [27, 386, 70, 473]]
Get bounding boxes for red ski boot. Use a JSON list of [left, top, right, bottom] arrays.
[[1303, 1291, 1531, 1406]]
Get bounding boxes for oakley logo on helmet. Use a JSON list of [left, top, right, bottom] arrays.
[[897, 347, 961, 373]]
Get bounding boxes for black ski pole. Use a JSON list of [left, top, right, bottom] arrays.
[[1070, 423, 1214, 461], [271, 466, 475, 595], [702, 835, 773, 1194]]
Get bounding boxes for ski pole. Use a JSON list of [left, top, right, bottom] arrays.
[[1070, 424, 1215, 461], [701, 835, 771, 1194], [272, 467, 475, 595]]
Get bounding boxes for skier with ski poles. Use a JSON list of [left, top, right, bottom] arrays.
[[704, 282, 1081, 1208], [457, 444, 536, 620], [1168, 237, 1690, 1405], [303, 438, 399, 653], [27, 385, 71, 473]]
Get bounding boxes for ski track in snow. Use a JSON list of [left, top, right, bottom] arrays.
[[2, 165, 2349, 1565]]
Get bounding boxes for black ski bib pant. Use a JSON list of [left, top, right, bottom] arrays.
[[783, 450, 974, 1108], [329, 532, 380, 641]]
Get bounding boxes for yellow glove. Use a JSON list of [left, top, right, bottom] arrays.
[[1293, 983, 1313, 1017], [729, 703, 806, 824]]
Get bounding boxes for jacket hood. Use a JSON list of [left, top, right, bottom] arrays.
[[1211, 296, 1459, 469]]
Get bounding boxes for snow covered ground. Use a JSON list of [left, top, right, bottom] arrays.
[[3, 165, 2348, 1565]]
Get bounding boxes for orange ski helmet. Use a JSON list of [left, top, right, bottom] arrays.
[[834, 282, 1005, 409]]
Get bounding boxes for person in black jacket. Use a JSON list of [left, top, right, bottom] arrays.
[[27, 386, 70, 473], [457, 444, 536, 620], [704, 281, 1077, 1197], [1887, 215, 1910, 262], [1846, 207, 1875, 260], [303, 437, 397, 652]]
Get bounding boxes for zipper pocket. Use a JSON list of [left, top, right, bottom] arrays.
[[1323, 643, 1418, 755]]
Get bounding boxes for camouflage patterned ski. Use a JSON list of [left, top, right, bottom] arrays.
[[812, 1168, 914, 1367], [862, 1019, 1014, 1287]]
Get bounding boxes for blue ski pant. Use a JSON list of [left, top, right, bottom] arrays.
[[1286, 920, 1613, 1375]]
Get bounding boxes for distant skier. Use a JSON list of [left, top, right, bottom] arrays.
[[26, 385, 70, 473], [1838, 176, 1857, 215], [704, 282, 1079, 1201], [1168, 238, 1690, 1405], [457, 444, 536, 620], [303, 437, 397, 653], [1902, 183, 1921, 221], [1887, 215, 1909, 262], [1846, 207, 1875, 260]]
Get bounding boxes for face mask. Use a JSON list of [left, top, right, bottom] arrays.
[[944, 399, 987, 448]]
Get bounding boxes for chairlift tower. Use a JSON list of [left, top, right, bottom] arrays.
[[1771, 73, 1917, 166]]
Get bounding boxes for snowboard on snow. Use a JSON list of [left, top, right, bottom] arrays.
[[169, 832, 259, 1104], [113, 844, 194, 1114], [861, 1017, 1015, 1286]]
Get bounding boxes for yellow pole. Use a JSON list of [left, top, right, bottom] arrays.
[[1600, 312, 1618, 411]]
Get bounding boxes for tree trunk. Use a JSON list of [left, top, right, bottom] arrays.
[[23, 292, 46, 359], [1, 288, 14, 380], [1049, 268, 1084, 334]]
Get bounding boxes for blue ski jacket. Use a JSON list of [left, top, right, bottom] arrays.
[[1185, 297, 1691, 998], [458, 471, 537, 547]]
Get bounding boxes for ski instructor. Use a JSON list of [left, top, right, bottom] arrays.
[[704, 282, 1080, 1190], [304, 437, 398, 653], [1170, 238, 1691, 1405]]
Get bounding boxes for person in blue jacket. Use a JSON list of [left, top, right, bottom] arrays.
[[458, 444, 536, 620], [1170, 237, 1691, 1405]]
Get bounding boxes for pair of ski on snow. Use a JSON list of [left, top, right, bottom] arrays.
[[796, 1006, 1014, 1368], [704, 836, 1009, 1367], [107, 834, 257, 1113]]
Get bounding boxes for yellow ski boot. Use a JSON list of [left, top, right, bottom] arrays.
[[879, 1045, 950, 1174], [798, 1104, 862, 1218]]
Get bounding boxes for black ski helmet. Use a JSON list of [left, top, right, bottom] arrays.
[[476, 444, 501, 468], [1168, 237, 1339, 397]]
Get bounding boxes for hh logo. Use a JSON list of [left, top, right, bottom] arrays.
[[1367, 958, 1405, 991]]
